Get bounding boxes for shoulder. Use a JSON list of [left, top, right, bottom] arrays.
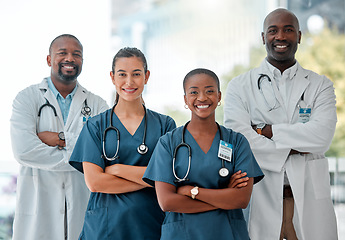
[[15, 82, 41, 97], [147, 109, 173, 121], [78, 83, 107, 103], [157, 125, 183, 145], [220, 125, 250, 145], [87, 108, 111, 125], [146, 108, 176, 129], [298, 63, 333, 85]]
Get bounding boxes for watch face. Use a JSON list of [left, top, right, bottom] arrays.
[[191, 188, 198, 195], [58, 132, 65, 140]]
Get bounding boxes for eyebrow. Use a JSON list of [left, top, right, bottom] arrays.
[[116, 69, 143, 73], [188, 85, 216, 89], [56, 48, 82, 53], [268, 24, 296, 29]]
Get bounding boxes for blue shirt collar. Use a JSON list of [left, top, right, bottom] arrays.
[[47, 77, 78, 99]]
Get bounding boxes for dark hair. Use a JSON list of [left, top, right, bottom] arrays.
[[49, 34, 83, 54], [112, 47, 148, 73], [183, 68, 220, 94]]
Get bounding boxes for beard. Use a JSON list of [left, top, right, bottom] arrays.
[[58, 63, 81, 82]]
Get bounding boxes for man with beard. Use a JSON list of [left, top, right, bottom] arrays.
[[10, 34, 108, 240], [224, 9, 338, 240]]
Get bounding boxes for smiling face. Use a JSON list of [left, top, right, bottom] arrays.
[[110, 56, 149, 104], [262, 9, 301, 71], [184, 73, 221, 120], [47, 36, 83, 84]]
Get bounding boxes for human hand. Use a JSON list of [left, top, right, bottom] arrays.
[[228, 170, 249, 188], [37, 131, 64, 147], [251, 124, 273, 139], [289, 149, 310, 155]]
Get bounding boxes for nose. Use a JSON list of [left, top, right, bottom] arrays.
[[197, 91, 207, 101], [125, 75, 134, 86], [275, 29, 286, 40], [65, 53, 75, 62]]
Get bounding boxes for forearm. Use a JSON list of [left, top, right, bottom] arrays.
[[105, 164, 151, 187], [84, 162, 146, 194], [155, 181, 217, 213], [179, 178, 253, 210], [159, 191, 217, 213]]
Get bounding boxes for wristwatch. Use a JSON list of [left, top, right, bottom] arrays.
[[58, 132, 65, 150], [58, 132, 65, 141], [191, 186, 199, 199], [256, 123, 266, 135]]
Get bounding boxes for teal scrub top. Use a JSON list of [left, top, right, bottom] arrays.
[[143, 125, 264, 240], [70, 108, 176, 240]]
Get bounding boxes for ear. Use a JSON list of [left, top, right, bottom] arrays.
[[261, 32, 265, 45], [298, 31, 302, 44], [144, 70, 150, 85], [47, 55, 52, 67], [218, 91, 222, 103], [184, 94, 187, 106], [110, 71, 116, 85]]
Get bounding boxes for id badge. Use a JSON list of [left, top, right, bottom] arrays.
[[83, 116, 91, 125], [298, 108, 311, 123], [218, 140, 233, 162]]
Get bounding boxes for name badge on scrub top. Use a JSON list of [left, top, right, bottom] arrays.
[[218, 140, 233, 162], [298, 108, 311, 123]]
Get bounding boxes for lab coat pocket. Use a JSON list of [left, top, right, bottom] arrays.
[[83, 207, 109, 240], [307, 157, 331, 200], [16, 172, 38, 215]]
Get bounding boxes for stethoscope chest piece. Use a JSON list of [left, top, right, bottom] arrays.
[[137, 144, 148, 155], [219, 167, 229, 177]]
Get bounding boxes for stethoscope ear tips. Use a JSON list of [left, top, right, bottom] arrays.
[[137, 144, 148, 155]]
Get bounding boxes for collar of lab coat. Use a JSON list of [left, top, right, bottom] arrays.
[[38, 77, 89, 130]]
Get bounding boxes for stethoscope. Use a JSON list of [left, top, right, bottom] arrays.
[[36, 98, 91, 131], [257, 74, 280, 111], [101, 104, 148, 161], [258, 74, 307, 111], [172, 121, 229, 183]]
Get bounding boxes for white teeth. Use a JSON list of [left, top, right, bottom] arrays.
[[124, 89, 135, 92], [276, 45, 287, 49], [64, 66, 74, 69], [197, 105, 209, 109]]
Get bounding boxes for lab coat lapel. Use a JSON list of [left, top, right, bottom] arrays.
[[257, 62, 288, 120], [39, 78, 65, 127], [287, 63, 310, 122], [65, 82, 87, 130]]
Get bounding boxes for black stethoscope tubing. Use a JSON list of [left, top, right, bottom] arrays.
[[258, 73, 305, 110], [36, 98, 91, 131], [102, 104, 148, 161], [172, 121, 229, 183]]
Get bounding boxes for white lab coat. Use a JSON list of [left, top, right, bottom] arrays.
[[10, 78, 109, 240], [224, 60, 338, 240]]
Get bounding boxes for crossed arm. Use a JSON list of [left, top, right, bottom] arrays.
[[155, 170, 253, 213], [251, 124, 309, 155], [83, 162, 151, 194], [37, 131, 65, 148]]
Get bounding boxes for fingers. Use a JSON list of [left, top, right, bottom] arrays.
[[228, 170, 249, 188]]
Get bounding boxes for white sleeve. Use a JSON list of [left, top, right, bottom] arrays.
[[272, 76, 337, 154], [10, 88, 69, 171]]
